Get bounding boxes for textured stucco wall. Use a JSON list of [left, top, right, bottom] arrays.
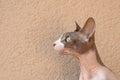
[[0, 0, 120, 80]]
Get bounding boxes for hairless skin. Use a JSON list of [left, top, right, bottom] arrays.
[[53, 17, 118, 80]]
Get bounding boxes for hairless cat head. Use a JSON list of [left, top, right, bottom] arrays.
[[53, 17, 96, 55]]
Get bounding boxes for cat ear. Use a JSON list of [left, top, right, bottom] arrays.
[[74, 21, 81, 32], [81, 17, 95, 42]]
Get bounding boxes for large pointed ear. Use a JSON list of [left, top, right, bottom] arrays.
[[81, 17, 95, 42], [74, 21, 81, 32]]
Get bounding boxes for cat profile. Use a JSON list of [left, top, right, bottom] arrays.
[[53, 17, 118, 80]]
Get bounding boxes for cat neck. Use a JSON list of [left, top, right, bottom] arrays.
[[77, 44, 105, 66], [76, 44, 105, 79]]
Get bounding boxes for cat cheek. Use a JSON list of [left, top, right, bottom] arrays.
[[54, 42, 65, 52]]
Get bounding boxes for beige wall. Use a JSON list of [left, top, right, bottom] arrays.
[[0, 0, 120, 80]]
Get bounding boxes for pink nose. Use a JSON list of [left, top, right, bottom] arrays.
[[53, 43, 56, 46]]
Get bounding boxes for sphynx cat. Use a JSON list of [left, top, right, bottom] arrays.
[[53, 17, 118, 80]]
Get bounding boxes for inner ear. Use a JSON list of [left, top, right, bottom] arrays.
[[81, 17, 95, 41], [74, 21, 81, 32]]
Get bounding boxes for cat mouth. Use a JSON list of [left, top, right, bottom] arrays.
[[53, 47, 66, 55]]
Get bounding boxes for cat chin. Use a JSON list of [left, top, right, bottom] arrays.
[[54, 46, 64, 52]]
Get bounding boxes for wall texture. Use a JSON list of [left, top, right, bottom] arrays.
[[0, 0, 120, 80]]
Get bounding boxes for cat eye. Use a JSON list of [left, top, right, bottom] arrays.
[[65, 36, 71, 42]]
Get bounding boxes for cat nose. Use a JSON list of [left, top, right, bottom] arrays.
[[53, 43, 56, 47]]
